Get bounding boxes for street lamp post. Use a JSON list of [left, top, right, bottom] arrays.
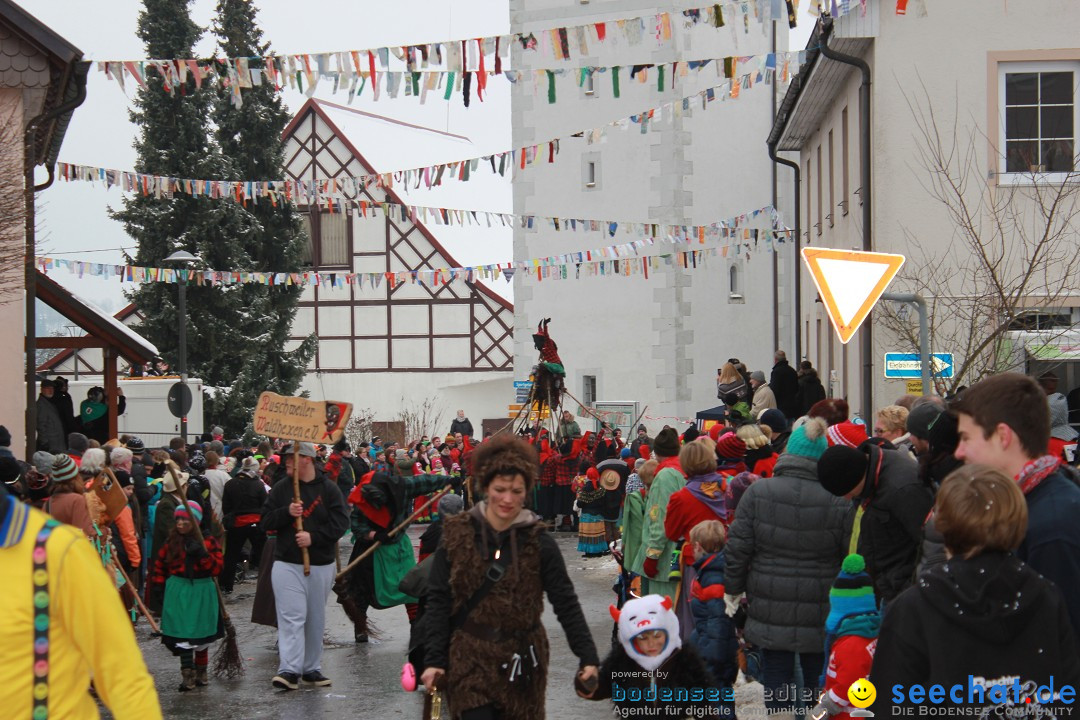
[[164, 250, 197, 443]]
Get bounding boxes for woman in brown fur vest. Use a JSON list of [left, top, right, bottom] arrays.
[[421, 434, 600, 719]]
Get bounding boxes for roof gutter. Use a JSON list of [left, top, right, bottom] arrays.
[[24, 63, 88, 458], [818, 16, 874, 420]]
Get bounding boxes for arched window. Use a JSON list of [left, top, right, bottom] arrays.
[[729, 265, 739, 294]]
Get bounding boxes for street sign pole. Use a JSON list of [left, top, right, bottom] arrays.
[[881, 293, 930, 396]]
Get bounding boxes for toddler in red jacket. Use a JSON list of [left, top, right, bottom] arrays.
[[812, 554, 879, 720]]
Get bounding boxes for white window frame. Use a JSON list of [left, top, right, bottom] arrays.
[[997, 60, 1080, 185]]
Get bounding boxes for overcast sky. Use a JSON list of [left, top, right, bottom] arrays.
[[28, 0, 815, 311]]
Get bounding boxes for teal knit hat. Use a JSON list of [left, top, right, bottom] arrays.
[[826, 554, 877, 633], [784, 417, 828, 460]]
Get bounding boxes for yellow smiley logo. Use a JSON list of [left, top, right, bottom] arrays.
[[848, 678, 876, 709]]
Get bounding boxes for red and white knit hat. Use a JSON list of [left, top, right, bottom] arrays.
[[826, 421, 869, 448]]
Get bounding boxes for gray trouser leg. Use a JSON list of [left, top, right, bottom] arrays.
[[303, 563, 335, 673], [273, 561, 333, 675]]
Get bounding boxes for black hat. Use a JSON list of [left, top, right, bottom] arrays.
[[653, 428, 680, 458], [40, 379, 55, 389], [682, 426, 700, 443], [817, 446, 868, 497], [125, 436, 145, 451], [0, 425, 10, 447], [0, 457, 22, 486], [906, 403, 944, 440], [333, 439, 351, 453]]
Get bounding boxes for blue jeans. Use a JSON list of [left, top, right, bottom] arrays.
[[761, 649, 824, 715]]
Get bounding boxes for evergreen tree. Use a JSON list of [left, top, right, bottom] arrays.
[[208, 0, 316, 435], [114, 0, 314, 437]]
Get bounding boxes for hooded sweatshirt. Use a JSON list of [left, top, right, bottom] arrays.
[[871, 552, 1080, 715], [260, 469, 350, 566]]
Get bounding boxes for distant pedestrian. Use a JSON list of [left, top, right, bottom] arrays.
[[449, 409, 474, 438], [770, 351, 801, 419], [750, 370, 778, 417], [797, 361, 827, 417]]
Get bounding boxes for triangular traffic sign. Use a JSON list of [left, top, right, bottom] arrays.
[[801, 247, 905, 344]]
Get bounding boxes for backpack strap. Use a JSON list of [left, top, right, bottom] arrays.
[[32, 519, 61, 720]]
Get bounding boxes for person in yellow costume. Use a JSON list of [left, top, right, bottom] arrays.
[[0, 483, 161, 719]]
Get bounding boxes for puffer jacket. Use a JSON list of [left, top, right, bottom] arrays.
[[724, 454, 850, 652], [689, 552, 739, 686]]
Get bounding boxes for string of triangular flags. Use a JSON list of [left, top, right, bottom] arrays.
[[98, 1, 799, 107], [809, 0, 928, 18], [35, 205, 789, 289], [56, 69, 791, 207]]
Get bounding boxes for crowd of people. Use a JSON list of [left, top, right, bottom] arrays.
[[4, 362, 1080, 719]]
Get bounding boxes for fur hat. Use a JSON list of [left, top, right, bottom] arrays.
[[808, 398, 850, 426], [610, 595, 682, 672], [818, 445, 868, 497], [469, 434, 540, 492], [826, 554, 877, 634], [175, 500, 203, 524], [785, 418, 829, 460], [652, 428, 680, 458], [826, 422, 869, 449], [52, 454, 79, 484]]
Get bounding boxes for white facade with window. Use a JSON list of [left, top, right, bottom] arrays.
[[509, 0, 794, 430], [772, 0, 1080, 416]]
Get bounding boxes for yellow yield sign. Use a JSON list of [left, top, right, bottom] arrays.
[[802, 247, 905, 344]]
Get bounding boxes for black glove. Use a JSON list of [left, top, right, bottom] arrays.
[[184, 538, 208, 558], [373, 530, 394, 545], [449, 475, 464, 490]]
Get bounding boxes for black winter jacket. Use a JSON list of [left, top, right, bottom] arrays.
[[796, 371, 827, 416], [849, 444, 932, 603], [261, 470, 349, 566], [770, 360, 801, 419], [222, 474, 267, 527], [689, 552, 739, 686], [871, 552, 1080, 716], [590, 643, 721, 719]]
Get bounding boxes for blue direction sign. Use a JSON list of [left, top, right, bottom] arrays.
[[883, 353, 955, 379]]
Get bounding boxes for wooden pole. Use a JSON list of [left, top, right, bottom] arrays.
[[291, 443, 311, 576], [335, 484, 452, 583], [110, 553, 160, 634]]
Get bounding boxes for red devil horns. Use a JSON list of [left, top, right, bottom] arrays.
[[661, 595, 673, 611], [609, 604, 621, 622]]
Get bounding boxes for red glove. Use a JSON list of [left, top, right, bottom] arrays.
[[642, 557, 659, 579]]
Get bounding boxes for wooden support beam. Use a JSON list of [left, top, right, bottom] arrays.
[[104, 348, 118, 440], [37, 336, 107, 349]]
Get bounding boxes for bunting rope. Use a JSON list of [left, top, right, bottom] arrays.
[[56, 68, 787, 209], [35, 205, 788, 289], [96, 2, 796, 106]]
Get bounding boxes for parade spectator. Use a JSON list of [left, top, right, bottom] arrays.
[[220, 457, 267, 593], [797, 360, 828, 416], [0, 483, 163, 719], [809, 398, 849, 427], [0, 424, 11, 460], [759, 408, 791, 454], [750, 370, 778, 417], [818, 437, 934, 605], [630, 424, 652, 458], [725, 418, 849, 716], [716, 362, 749, 404], [870, 465, 1080, 715], [811, 554, 879, 720], [1049, 392, 1078, 464], [50, 376, 77, 437], [953, 372, 1080, 649], [66, 432, 88, 466], [557, 409, 582, 443], [79, 386, 126, 445], [665, 438, 730, 565], [741, 423, 778, 478], [262, 442, 349, 690], [203, 450, 231, 521], [43, 453, 93, 538], [637, 428, 686, 600], [873, 405, 914, 458], [36, 380, 66, 453], [770, 351, 801, 420], [325, 440, 356, 500], [688, 520, 739, 718], [421, 434, 600, 718], [449, 409, 474, 438], [146, 501, 223, 691]]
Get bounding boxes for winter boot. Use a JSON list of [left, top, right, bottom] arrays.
[[178, 668, 197, 692], [195, 667, 209, 687]]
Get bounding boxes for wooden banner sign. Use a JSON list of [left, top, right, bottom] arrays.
[[253, 392, 353, 443], [94, 468, 131, 521]]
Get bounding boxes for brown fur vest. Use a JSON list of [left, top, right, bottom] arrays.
[[442, 512, 550, 719]]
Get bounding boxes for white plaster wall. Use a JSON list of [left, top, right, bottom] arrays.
[[0, 88, 25, 452], [510, 0, 789, 425], [793, 0, 1080, 415]]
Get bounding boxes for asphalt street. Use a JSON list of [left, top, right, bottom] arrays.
[[106, 528, 768, 719]]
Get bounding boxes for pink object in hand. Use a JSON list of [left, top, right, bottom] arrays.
[[400, 661, 417, 692]]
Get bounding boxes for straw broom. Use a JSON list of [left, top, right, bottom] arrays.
[[169, 466, 244, 678]]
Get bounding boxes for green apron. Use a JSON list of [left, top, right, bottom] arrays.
[[162, 576, 219, 639], [373, 533, 418, 608]]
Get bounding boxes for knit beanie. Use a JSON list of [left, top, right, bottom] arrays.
[[32, 451, 55, 476], [817, 445, 868, 497], [0, 424, 10, 447], [826, 421, 869, 449], [715, 432, 747, 459], [0, 457, 20, 486], [808, 398, 850, 426], [438, 492, 464, 517], [708, 423, 725, 442], [652, 428, 680, 458], [175, 501, 203, 524], [826, 554, 877, 633], [682, 426, 700, 443], [906, 403, 944, 440], [52, 454, 79, 484], [620, 448, 632, 459], [784, 418, 828, 460], [758, 409, 788, 434]]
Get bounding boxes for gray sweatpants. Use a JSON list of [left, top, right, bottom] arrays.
[[272, 561, 335, 674]]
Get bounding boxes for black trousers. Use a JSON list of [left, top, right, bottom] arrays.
[[222, 523, 265, 592]]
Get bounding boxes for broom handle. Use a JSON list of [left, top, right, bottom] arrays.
[[171, 466, 231, 622], [110, 552, 161, 634], [291, 444, 311, 576], [335, 484, 453, 583]]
